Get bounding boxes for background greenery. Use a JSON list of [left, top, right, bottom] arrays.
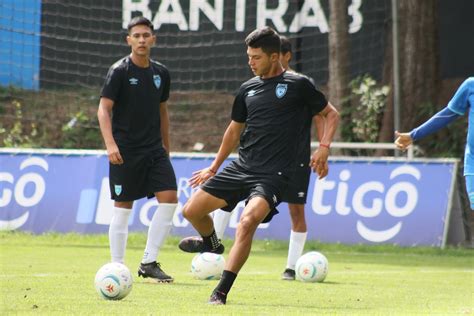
[[0, 83, 466, 158]]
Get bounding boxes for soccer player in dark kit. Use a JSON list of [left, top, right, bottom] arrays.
[[211, 35, 328, 281], [178, 27, 340, 304], [97, 16, 178, 283]]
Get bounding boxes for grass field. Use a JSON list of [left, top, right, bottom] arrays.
[[1, 232, 472, 315]]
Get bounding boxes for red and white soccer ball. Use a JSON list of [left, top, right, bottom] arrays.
[[191, 252, 225, 280], [295, 251, 329, 283], [94, 262, 133, 300]]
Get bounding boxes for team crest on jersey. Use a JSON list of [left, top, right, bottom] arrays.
[[114, 185, 122, 196], [275, 83, 288, 98], [153, 75, 161, 89]]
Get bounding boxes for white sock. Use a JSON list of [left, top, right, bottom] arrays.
[[141, 203, 177, 264], [286, 230, 307, 270], [109, 207, 132, 263], [213, 209, 232, 240]]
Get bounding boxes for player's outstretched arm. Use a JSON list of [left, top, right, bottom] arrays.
[[394, 78, 472, 150], [97, 97, 123, 165], [394, 106, 460, 151], [189, 120, 244, 188]]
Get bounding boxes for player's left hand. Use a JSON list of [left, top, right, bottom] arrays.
[[189, 167, 216, 188], [310, 147, 329, 179]]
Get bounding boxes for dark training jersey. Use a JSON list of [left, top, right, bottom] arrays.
[[101, 56, 170, 152], [232, 70, 327, 175]]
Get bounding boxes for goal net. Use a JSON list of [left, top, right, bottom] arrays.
[[0, 0, 390, 152], [1, 0, 390, 92]]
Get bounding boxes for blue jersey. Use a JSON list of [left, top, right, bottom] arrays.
[[447, 77, 474, 175]]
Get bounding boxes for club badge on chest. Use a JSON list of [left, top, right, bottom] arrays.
[[275, 83, 288, 98], [153, 75, 161, 90]]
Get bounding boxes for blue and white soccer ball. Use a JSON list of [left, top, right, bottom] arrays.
[[191, 252, 225, 280], [295, 251, 329, 283], [94, 262, 133, 300]]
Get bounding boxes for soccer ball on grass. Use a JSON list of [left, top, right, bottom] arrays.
[[191, 252, 225, 280], [94, 262, 133, 300], [295, 251, 329, 283]]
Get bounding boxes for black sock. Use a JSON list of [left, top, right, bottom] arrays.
[[202, 230, 220, 250], [214, 270, 237, 295]]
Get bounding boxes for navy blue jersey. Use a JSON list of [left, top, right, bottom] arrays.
[[101, 56, 170, 152], [232, 71, 327, 174]]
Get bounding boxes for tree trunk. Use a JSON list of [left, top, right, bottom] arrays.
[[328, 0, 350, 142], [377, 17, 394, 147], [379, 0, 439, 144]]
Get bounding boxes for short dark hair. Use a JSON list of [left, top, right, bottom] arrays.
[[280, 35, 292, 54], [245, 27, 281, 55], [127, 16, 154, 33]]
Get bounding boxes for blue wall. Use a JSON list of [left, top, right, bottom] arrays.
[[0, 0, 41, 90], [0, 152, 458, 247]]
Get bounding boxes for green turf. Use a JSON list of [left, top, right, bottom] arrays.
[[1, 232, 472, 315]]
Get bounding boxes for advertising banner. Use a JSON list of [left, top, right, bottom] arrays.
[[0, 150, 457, 247]]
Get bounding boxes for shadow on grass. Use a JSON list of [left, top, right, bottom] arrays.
[[135, 281, 205, 287]]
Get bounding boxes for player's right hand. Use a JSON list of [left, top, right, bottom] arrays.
[[310, 148, 329, 179], [394, 131, 413, 151], [189, 167, 215, 188], [107, 144, 123, 165]]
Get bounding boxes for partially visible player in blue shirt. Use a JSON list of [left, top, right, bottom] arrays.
[[395, 77, 474, 209]]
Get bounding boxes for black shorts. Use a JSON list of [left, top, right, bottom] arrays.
[[109, 148, 177, 201], [281, 164, 311, 204], [201, 161, 288, 223]]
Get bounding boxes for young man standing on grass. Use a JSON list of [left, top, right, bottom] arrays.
[[97, 16, 178, 283], [278, 35, 327, 280], [178, 27, 340, 305], [211, 35, 328, 281]]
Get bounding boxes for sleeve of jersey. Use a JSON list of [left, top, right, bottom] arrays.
[[160, 68, 171, 102], [302, 79, 327, 115], [231, 88, 247, 123], [100, 66, 122, 101], [409, 106, 460, 141], [447, 77, 474, 115]]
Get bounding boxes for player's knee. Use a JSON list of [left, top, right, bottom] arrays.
[[164, 193, 178, 204], [114, 201, 133, 209], [237, 214, 259, 234], [289, 204, 305, 219], [181, 200, 205, 222], [155, 190, 178, 203], [170, 197, 178, 203], [289, 204, 305, 214], [181, 201, 193, 220]]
